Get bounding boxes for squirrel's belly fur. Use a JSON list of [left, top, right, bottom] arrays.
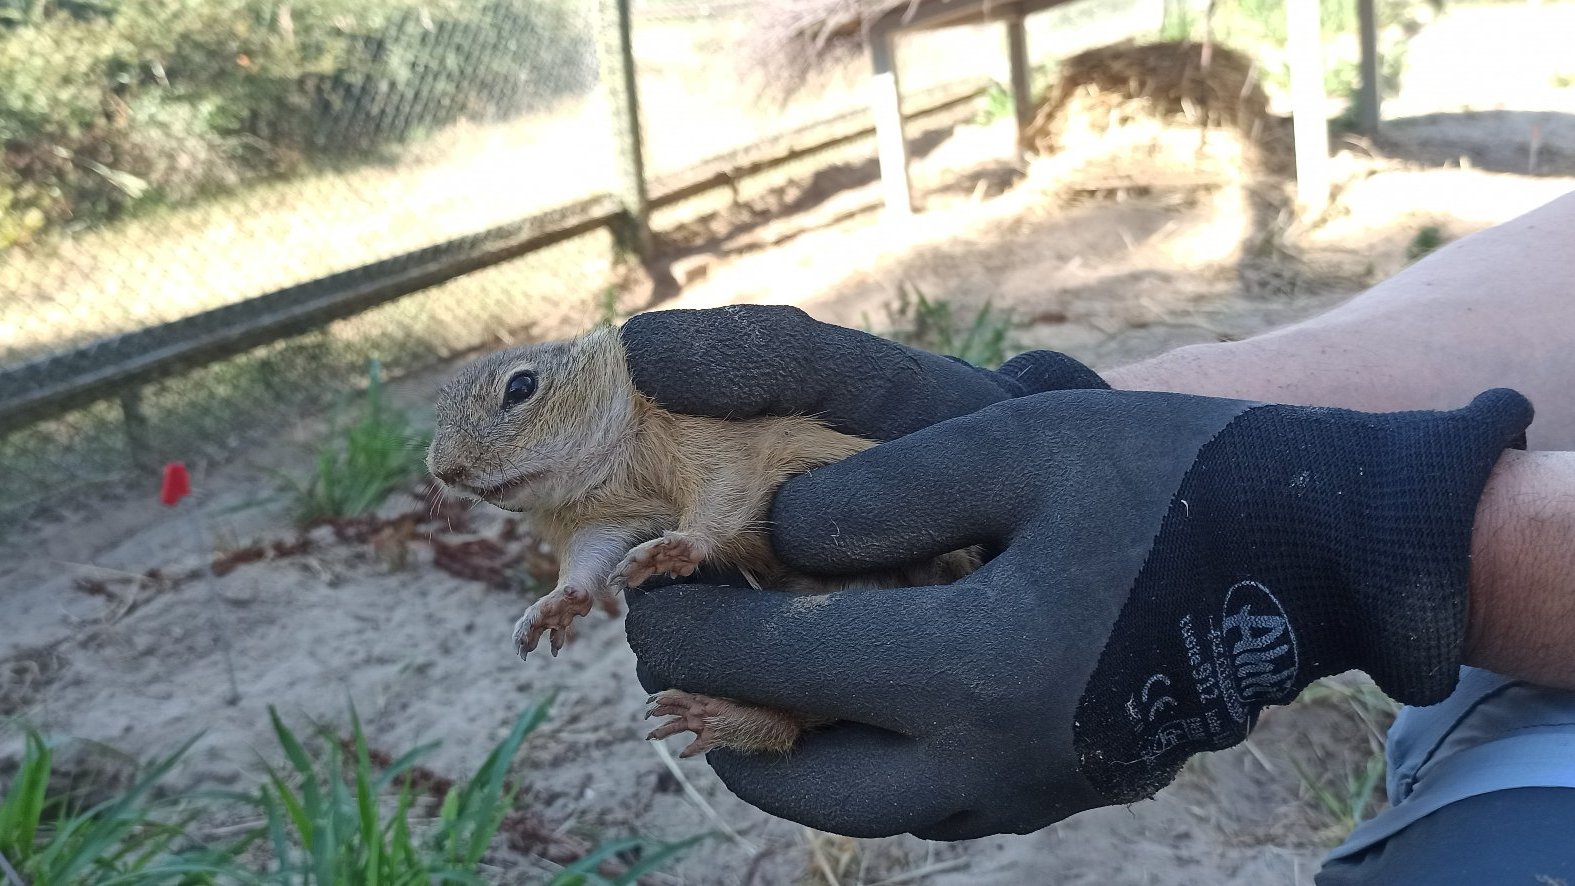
[[542, 397, 977, 757]]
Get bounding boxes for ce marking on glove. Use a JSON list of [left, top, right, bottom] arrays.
[[1127, 673, 1179, 727]]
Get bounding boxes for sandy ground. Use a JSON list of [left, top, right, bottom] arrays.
[[4, 2, 1575, 883]]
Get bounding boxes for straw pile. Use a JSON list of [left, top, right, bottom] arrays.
[[1022, 40, 1291, 185]]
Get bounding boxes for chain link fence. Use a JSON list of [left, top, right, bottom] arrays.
[[0, 0, 629, 526], [0, 0, 1135, 532]]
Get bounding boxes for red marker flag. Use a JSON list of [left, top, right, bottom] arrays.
[[161, 462, 191, 507]]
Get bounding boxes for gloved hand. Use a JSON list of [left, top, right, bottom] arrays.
[[624, 381, 1532, 840], [618, 304, 1109, 441]]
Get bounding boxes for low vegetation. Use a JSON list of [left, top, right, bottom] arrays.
[[283, 359, 430, 527], [1406, 225, 1448, 261], [1292, 750, 1388, 839], [0, 732, 224, 883], [0, 0, 596, 246], [871, 282, 1017, 369], [1159, 0, 1424, 116], [974, 66, 1056, 126], [1290, 677, 1398, 842], [0, 701, 693, 883]]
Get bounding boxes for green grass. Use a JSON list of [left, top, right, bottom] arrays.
[[1, 701, 697, 883], [1163, 0, 1425, 106], [253, 701, 699, 884], [254, 703, 539, 884], [283, 358, 430, 527], [0, 730, 232, 884], [596, 286, 622, 329], [1406, 225, 1448, 262], [545, 835, 703, 886], [1292, 749, 1387, 837], [1298, 677, 1400, 721], [1289, 677, 1397, 841], [973, 65, 1056, 126], [1158, 0, 1199, 42], [869, 282, 1018, 369]]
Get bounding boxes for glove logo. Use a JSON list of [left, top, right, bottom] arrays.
[[1219, 580, 1300, 717]]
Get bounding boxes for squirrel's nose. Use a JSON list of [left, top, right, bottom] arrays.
[[432, 465, 469, 486]]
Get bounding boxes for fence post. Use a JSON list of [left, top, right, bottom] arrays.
[[868, 27, 914, 216], [597, 0, 652, 259], [120, 387, 152, 469], [1357, 0, 1382, 137], [1286, 0, 1331, 215], [1005, 13, 1034, 148]]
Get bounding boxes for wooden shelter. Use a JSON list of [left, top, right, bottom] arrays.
[[760, 0, 1385, 215]]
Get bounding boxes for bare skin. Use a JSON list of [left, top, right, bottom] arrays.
[[1103, 189, 1575, 688]]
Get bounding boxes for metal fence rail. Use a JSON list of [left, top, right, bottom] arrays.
[[0, 79, 986, 438], [0, 0, 1013, 532]]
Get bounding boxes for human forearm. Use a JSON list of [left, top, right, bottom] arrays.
[[1103, 192, 1575, 687], [1104, 190, 1575, 450], [1467, 450, 1575, 688]]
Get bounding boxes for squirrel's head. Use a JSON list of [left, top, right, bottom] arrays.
[[427, 326, 635, 512]]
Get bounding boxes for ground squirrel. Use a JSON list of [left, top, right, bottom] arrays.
[[427, 325, 978, 757]]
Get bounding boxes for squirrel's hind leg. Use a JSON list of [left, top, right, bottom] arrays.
[[646, 689, 825, 757]]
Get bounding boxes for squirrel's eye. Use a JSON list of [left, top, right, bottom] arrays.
[[502, 371, 537, 408]]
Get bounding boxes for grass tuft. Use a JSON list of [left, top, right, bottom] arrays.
[[1405, 225, 1448, 262], [2, 702, 695, 883], [253, 701, 698, 884], [283, 359, 430, 527], [252, 701, 546, 883], [1292, 749, 1387, 838], [0, 729, 231, 884], [870, 282, 1017, 369]]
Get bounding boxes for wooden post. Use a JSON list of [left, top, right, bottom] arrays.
[[868, 28, 913, 216], [1005, 13, 1034, 148], [1357, 0, 1381, 136], [1286, 0, 1331, 214], [597, 0, 651, 258]]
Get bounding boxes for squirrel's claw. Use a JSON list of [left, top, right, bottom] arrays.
[[644, 689, 722, 758], [511, 611, 539, 661], [513, 585, 596, 662], [614, 533, 706, 590]]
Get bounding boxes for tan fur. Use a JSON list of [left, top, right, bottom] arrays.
[[428, 326, 977, 755]]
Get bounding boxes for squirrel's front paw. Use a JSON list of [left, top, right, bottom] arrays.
[[614, 532, 706, 589], [513, 584, 597, 660]]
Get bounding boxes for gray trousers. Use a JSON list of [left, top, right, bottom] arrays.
[[1317, 668, 1575, 884]]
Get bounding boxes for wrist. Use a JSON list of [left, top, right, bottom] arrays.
[[1261, 391, 1533, 704], [1465, 450, 1575, 688]]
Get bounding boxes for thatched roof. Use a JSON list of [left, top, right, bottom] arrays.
[[740, 0, 885, 101], [744, 0, 1064, 101]]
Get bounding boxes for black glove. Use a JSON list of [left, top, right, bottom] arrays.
[[618, 304, 1108, 441], [625, 386, 1531, 841]]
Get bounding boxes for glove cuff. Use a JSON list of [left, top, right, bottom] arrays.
[[1333, 388, 1532, 703], [1167, 388, 1533, 707], [1072, 388, 1532, 804]]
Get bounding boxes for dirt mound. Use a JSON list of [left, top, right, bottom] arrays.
[[1023, 41, 1292, 188]]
